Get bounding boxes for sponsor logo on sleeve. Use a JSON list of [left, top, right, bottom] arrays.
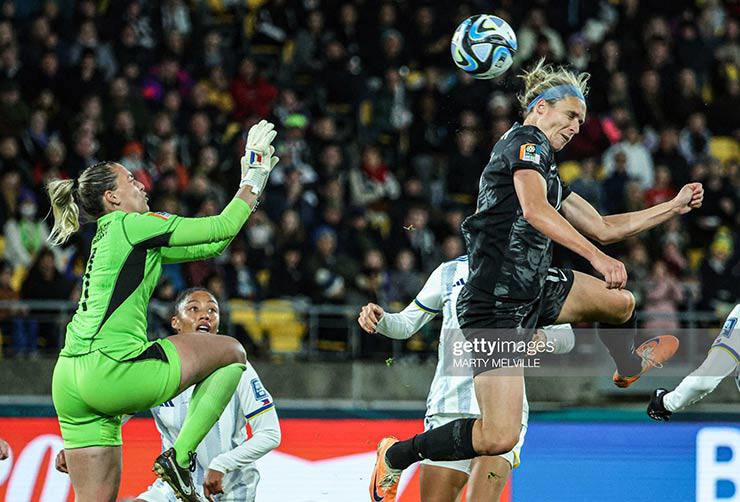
[[519, 143, 542, 164], [147, 212, 172, 220]]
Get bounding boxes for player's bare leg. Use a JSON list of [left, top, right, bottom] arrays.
[[467, 455, 512, 502], [420, 464, 468, 502], [555, 270, 678, 386], [472, 368, 524, 456], [65, 446, 121, 502], [555, 270, 634, 324]]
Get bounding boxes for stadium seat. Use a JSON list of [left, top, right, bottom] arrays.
[[258, 299, 306, 354], [228, 300, 264, 345], [709, 137, 739, 164]]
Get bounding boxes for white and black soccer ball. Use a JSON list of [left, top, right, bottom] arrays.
[[451, 15, 518, 79]]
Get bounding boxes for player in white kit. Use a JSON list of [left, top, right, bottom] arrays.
[[358, 256, 574, 501], [648, 304, 740, 420], [136, 288, 281, 501]]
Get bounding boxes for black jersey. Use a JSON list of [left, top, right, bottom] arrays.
[[461, 123, 571, 303]]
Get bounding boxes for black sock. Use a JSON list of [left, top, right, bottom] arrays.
[[598, 312, 642, 376], [385, 418, 477, 470]]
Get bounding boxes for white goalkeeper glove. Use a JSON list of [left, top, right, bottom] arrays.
[[240, 120, 279, 195]]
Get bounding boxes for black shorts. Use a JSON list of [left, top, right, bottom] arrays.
[[455, 267, 574, 375], [535, 267, 575, 327]]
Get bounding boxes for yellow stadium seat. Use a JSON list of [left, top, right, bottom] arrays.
[[559, 161, 582, 184], [229, 299, 264, 345], [709, 137, 739, 164], [259, 299, 306, 354]]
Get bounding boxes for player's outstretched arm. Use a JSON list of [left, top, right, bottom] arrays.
[[358, 265, 444, 338], [124, 121, 280, 253], [513, 169, 627, 289], [561, 184, 703, 245]]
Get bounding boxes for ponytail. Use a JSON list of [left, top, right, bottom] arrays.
[[47, 178, 80, 246]]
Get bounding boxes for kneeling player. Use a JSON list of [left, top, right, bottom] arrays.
[[57, 287, 280, 501], [648, 304, 739, 421], [359, 257, 574, 501]]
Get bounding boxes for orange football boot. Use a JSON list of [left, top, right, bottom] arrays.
[[613, 335, 679, 388]]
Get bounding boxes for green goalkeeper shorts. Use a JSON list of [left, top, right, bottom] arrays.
[[52, 339, 181, 449]]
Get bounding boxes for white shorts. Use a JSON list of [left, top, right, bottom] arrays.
[[136, 479, 255, 502], [419, 413, 528, 473]]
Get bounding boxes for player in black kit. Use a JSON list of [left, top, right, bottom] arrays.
[[369, 59, 704, 501]]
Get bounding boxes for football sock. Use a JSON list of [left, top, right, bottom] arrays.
[[173, 363, 246, 468], [385, 418, 477, 470], [598, 312, 642, 376]]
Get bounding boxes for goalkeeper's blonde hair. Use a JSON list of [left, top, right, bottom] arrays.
[[518, 58, 590, 116], [47, 161, 118, 246]]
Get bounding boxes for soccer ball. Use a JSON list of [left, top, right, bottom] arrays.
[[451, 15, 517, 79]]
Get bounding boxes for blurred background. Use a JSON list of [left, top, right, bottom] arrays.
[[0, 0, 737, 501]]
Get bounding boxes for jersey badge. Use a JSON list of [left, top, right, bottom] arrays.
[[719, 317, 737, 340], [519, 144, 541, 164], [251, 378, 267, 400]]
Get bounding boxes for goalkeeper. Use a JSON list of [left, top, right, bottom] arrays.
[[49, 120, 279, 502]]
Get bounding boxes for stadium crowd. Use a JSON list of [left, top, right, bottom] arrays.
[[0, 0, 737, 357]]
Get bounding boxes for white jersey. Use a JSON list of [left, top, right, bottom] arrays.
[[664, 304, 740, 412], [137, 362, 280, 502], [376, 256, 573, 418]]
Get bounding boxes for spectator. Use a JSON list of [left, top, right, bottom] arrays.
[[20, 248, 73, 353], [653, 127, 691, 188], [394, 205, 438, 273], [348, 144, 400, 207], [231, 57, 278, 120], [388, 249, 423, 304], [671, 68, 706, 126], [441, 235, 465, 262], [275, 208, 306, 251], [267, 244, 311, 300], [643, 260, 684, 330], [569, 158, 604, 211], [223, 246, 260, 301], [644, 166, 677, 207], [602, 150, 631, 214], [3, 193, 54, 269], [516, 8, 565, 64], [698, 230, 738, 315], [446, 129, 486, 205], [679, 112, 711, 164], [624, 240, 651, 308], [353, 248, 391, 305], [602, 124, 654, 189], [307, 226, 357, 304]]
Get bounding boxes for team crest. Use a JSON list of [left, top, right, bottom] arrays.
[[519, 143, 541, 164], [719, 317, 737, 340], [251, 378, 267, 400]]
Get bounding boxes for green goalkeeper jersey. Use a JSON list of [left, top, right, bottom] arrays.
[[61, 198, 251, 360]]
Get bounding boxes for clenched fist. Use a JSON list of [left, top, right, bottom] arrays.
[[358, 303, 385, 333], [672, 183, 704, 215]]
